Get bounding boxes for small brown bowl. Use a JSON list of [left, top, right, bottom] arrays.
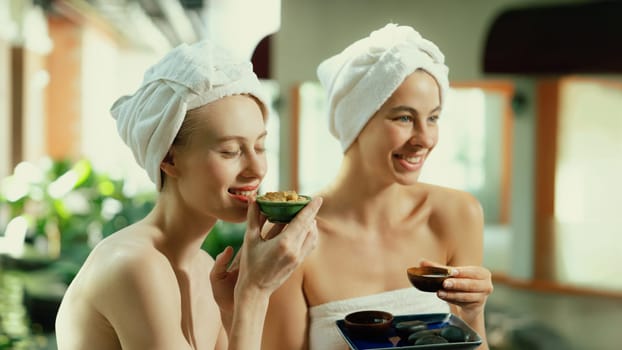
[[407, 266, 451, 292], [344, 310, 394, 339]]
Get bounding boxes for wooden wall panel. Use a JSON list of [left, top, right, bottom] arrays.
[[534, 79, 560, 281], [46, 16, 82, 160], [10, 46, 24, 169]]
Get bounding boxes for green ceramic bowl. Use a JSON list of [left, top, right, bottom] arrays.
[[256, 195, 311, 223]]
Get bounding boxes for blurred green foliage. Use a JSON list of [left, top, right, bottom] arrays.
[[1, 158, 156, 283], [0, 157, 246, 283]]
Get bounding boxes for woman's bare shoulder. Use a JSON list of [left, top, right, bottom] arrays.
[[98, 224, 166, 262], [75, 225, 175, 298], [418, 184, 486, 265], [415, 183, 483, 235], [416, 183, 482, 215]]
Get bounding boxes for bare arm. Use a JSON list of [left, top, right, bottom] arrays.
[[445, 192, 491, 350], [212, 240, 310, 350], [423, 191, 492, 350], [228, 288, 271, 349], [211, 198, 321, 350]]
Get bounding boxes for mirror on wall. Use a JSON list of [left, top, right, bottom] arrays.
[[291, 81, 514, 226]]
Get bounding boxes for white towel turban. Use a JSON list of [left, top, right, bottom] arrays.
[[111, 40, 269, 190], [317, 23, 449, 152]]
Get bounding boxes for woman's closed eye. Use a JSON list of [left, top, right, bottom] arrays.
[[221, 149, 242, 157], [220, 145, 266, 158]]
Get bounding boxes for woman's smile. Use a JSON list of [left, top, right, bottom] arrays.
[[228, 185, 259, 203], [393, 152, 426, 171]]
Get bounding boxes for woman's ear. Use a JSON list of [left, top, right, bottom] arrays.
[[160, 148, 180, 178]]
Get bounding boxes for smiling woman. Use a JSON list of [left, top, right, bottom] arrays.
[[55, 39, 322, 350], [264, 23, 493, 350]]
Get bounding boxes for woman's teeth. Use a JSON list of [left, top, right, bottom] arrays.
[[396, 154, 422, 164], [229, 190, 254, 197]]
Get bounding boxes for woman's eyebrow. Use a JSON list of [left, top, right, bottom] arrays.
[[390, 105, 441, 115], [390, 105, 417, 115], [216, 130, 268, 142]]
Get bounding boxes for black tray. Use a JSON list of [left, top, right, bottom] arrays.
[[336, 313, 482, 350]]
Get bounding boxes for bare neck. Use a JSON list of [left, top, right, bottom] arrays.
[[143, 193, 217, 269], [319, 153, 420, 230]]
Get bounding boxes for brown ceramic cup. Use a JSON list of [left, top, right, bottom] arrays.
[[406, 266, 451, 292]]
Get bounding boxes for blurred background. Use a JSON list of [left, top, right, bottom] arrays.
[[1, 0, 622, 349]]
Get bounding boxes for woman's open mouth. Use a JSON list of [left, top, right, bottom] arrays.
[[228, 187, 258, 203], [394, 154, 422, 164], [393, 153, 425, 171]]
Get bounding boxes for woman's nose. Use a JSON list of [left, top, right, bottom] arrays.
[[409, 125, 436, 148], [242, 152, 267, 179]]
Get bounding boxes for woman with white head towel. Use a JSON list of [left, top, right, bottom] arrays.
[[262, 23, 492, 350], [55, 39, 322, 350]]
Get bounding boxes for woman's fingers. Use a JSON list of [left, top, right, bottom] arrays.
[[420, 260, 491, 282], [262, 223, 287, 240], [418, 260, 493, 297], [235, 197, 322, 293], [255, 197, 322, 243], [211, 246, 234, 280], [415, 261, 492, 318], [245, 199, 262, 242], [443, 277, 493, 293], [280, 197, 322, 247], [438, 290, 486, 304], [436, 265, 493, 311], [452, 266, 491, 280], [227, 247, 242, 273], [438, 279, 492, 305]]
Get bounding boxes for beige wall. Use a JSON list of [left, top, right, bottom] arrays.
[[274, 0, 585, 87]]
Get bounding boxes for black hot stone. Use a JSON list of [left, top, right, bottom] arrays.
[[415, 335, 449, 345], [407, 329, 439, 344], [440, 325, 468, 342], [394, 320, 427, 338]]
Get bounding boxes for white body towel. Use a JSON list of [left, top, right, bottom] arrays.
[[308, 287, 450, 350]]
